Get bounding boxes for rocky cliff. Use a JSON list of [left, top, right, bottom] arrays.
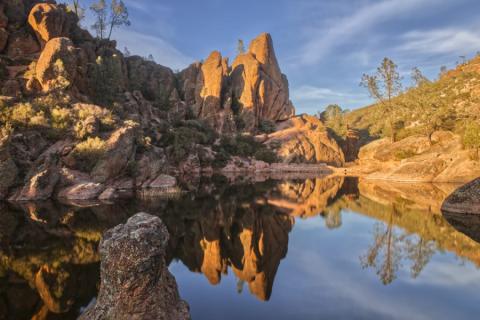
[[0, 0, 345, 202]]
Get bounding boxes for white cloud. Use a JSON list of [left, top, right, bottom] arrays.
[[116, 30, 193, 70], [298, 0, 448, 65], [398, 28, 480, 56], [291, 85, 371, 107]]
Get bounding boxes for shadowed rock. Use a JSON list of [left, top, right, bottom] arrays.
[[441, 178, 480, 215], [80, 213, 190, 320]]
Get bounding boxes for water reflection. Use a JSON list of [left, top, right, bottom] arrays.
[[0, 176, 479, 319]]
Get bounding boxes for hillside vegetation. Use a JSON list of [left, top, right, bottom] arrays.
[[327, 56, 480, 150]]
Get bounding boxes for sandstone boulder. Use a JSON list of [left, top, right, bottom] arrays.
[[13, 151, 60, 201], [80, 213, 190, 320], [35, 37, 77, 92], [28, 3, 67, 47], [263, 114, 345, 166]]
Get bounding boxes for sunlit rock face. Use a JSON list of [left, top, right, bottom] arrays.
[[357, 131, 480, 182], [28, 3, 68, 47], [230, 33, 295, 131], [193, 51, 235, 132], [177, 33, 295, 133], [263, 115, 345, 166]]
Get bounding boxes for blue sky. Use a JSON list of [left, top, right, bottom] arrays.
[[79, 0, 480, 114]]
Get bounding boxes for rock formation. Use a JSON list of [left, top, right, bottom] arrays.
[[178, 33, 295, 133], [35, 37, 78, 92], [0, 0, 346, 202], [442, 178, 480, 215], [353, 131, 480, 182], [80, 213, 190, 320], [28, 3, 68, 47], [233, 33, 295, 127], [263, 115, 345, 166]]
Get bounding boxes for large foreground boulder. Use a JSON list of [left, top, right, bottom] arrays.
[[80, 213, 190, 320], [442, 178, 480, 215]]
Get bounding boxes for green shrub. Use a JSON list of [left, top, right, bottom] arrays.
[[72, 137, 107, 172], [51, 107, 72, 130], [394, 149, 417, 160], [254, 148, 277, 163], [258, 120, 276, 134]]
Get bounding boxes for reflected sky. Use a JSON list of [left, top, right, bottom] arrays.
[[0, 176, 479, 319], [172, 211, 480, 320]]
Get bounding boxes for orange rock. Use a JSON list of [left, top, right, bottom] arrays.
[[28, 3, 67, 47], [264, 114, 345, 166], [35, 37, 77, 92], [231, 33, 295, 130]]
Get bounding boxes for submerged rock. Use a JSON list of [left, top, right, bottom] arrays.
[[80, 213, 190, 320]]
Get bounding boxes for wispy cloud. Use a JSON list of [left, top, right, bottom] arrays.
[[292, 85, 371, 110], [397, 27, 480, 56], [116, 30, 192, 70], [297, 0, 448, 66]]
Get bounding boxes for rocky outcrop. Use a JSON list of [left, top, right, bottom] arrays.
[[6, 29, 40, 57], [442, 178, 480, 214], [92, 125, 136, 183], [194, 51, 234, 131], [177, 33, 295, 133], [35, 37, 77, 92], [11, 141, 73, 201], [263, 115, 345, 166], [28, 3, 67, 47], [355, 131, 480, 182], [230, 33, 295, 130], [125, 56, 178, 103], [80, 213, 190, 320]]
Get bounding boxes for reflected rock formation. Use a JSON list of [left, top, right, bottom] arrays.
[[0, 201, 130, 320], [1, 175, 480, 318], [153, 183, 295, 301], [268, 177, 345, 219]]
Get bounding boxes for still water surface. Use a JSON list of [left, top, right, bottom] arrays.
[[1, 176, 479, 319]]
